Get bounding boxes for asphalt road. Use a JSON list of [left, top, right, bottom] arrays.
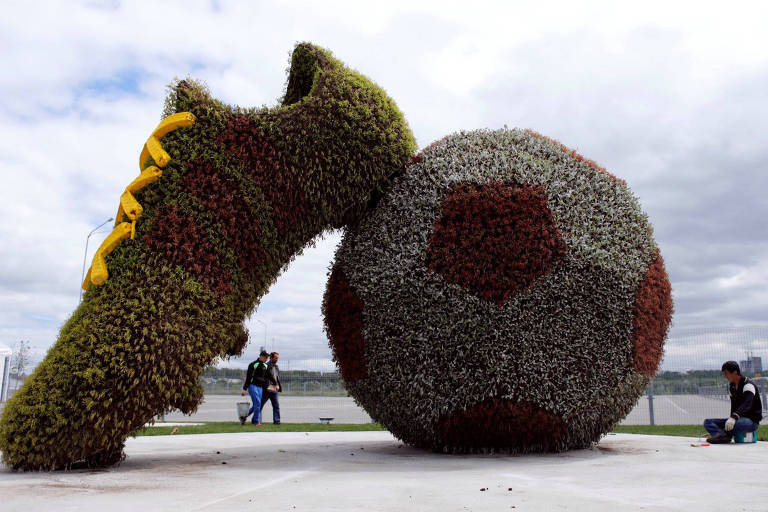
[[158, 393, 745, 426], [1, 391, 753, 426], [160, 395, 374, 424], [622, 393, 734, 425]]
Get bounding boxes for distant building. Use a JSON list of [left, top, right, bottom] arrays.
[[739, 356, 763, 374]]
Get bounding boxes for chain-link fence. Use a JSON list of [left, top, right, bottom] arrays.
[[201, 367, 345, 396]]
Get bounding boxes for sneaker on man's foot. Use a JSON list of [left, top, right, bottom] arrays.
[[707, 434, 731, 444], [240, 417, 246, 425]]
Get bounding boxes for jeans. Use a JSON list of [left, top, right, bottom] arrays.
[[703, 417, 758, 438], [260, 390, 281, 424], [247, 384, 263, 424]]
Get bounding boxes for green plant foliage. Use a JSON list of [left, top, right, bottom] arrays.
[[324, 129, 673, 453], [0, 42, 416, 471]]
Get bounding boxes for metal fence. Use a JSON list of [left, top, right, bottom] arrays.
[[201, 368, 346, 396]]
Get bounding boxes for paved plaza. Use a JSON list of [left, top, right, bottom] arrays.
[[1, 432, 766, 511]]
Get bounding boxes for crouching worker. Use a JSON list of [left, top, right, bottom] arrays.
[[704, 361, 762, 444], [240, 351, 270, 426]]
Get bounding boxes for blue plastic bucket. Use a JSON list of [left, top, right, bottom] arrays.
[[733, 430, 758, 443]]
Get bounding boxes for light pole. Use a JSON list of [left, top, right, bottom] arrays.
[[80, 217, 114, 301], [254, 319, 267, 352]]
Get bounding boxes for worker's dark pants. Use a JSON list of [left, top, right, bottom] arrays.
[[260, 390, 281, 424], [703, 417, 758, 438]]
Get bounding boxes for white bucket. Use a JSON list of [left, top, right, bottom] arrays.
[[237, 402, 250, 420]]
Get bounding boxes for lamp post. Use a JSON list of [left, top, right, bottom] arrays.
[[80, 217, 114, 301], [254, 319, 267, 353]]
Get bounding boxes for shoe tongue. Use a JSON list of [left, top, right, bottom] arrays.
[[170, 79, 216, 118], [283, 43, 330, 107]]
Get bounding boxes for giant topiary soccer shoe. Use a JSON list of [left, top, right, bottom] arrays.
[[0, 42, 416, 470]]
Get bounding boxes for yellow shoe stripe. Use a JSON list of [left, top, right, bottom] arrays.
[[143, 136, 171, 168], [139, 113, 196, 170], [86, 222, 133, 287], [83, 113, 195, 291]]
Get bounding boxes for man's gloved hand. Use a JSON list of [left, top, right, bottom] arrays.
[[725, 417, 736, 431]]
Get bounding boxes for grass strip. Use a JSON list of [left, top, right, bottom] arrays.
[[134, 421, 385, 437], [134, 422, 766, 441]]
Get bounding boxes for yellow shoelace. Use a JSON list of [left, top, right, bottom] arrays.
[[82, 112, 196, 290]]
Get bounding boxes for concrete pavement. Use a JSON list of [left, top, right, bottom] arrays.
[[1, 432, 766, 511]]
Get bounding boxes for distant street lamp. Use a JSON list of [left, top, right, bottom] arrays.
[[80, 217, 114, 301], [254, 319, 267, 352]]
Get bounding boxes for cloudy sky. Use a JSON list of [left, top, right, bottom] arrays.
[[1, 0, 767, 372]]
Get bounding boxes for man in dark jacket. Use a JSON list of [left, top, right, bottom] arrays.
[[240, 351, 269, 425], [260, 352, 282, 425], [704, 361, 763, 443]]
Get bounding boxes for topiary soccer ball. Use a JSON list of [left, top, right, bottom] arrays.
[[324, 128, 673, 453]]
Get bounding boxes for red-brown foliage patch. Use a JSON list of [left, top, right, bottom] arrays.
[[324, 267, 367, 382], [525, 129, 626, 185], [437, 398, 566, 451], [180, 158, 265, 271], [144, 206, 232, 296], [632, 250, 673, 376], [217, 115, 312, 239], [425, 181, 567, 306]]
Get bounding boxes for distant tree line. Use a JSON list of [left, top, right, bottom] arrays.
[[650, 370, 760, 395]]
